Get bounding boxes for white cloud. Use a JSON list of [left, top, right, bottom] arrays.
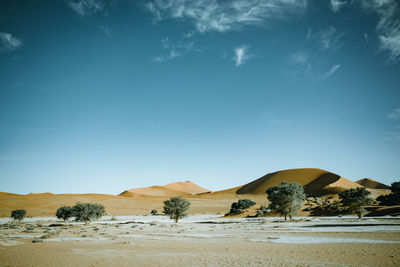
[[99, 24, 113, 38], [387, 108, 400, 119], [361, 0, 400, 63], [145, 0, 307, 33], [233, 45, 251, 66], [379, 32, 400, 62], [152, 49, 180, 63], [284, 52, 340, 81], [287, 51, 308, 64], [67, 0, 105, 17], [321, 64, 341, 80], [0, 32, 22, 53], [152, 36, 200, 63], [318, 27, 344, 51], [330, 0, 346, 13]]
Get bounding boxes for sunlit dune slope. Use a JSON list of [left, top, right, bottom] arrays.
[[234, 168, 362, 197], [120, 181, 209, 197], [356, 178, 390, 189]]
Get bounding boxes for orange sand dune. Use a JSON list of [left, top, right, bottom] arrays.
[[356, 178, 390, 189], [225, 168, 362, 197], [120, 181, 209, 197]]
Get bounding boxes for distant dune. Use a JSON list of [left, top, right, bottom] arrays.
[[120, 181, 210, 197], [356, 178, 390, 189]]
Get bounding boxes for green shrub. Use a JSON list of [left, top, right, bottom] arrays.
[[11, 209, 26, 221], [339, 187, 373, 219], [151, 210, 158, 215], [163, 196, 190, 223], [72, 203, 105, 223], [56, 206, 73, 221], [227, 199, 256, 215], [266, 182, 305, 220]]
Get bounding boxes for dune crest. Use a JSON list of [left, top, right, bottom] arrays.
[[120, 181, 209, 197], [356, 178, 390, 189]]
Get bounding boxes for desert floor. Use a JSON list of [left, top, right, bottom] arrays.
[[0, 215, 400, 267]]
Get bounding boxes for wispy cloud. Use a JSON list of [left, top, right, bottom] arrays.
[[284, 51, 340, 81], [361, 0, 400, 63], [66, 0, 105, 17], [233, 45, 251, 66], [99, 24, 113, 38], [330, 0, 347, 13], [152, 49, 180, 63], [0, 32, 22, 53], [152, 36, 204, 63], [387, 108, 400, 119], [320, 64, 341, 80], [145, 0, 307, 33], [308, 27, 344, 51]]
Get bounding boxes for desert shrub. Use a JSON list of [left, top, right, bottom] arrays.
[[266, 182, 306, 220], [310, 200, 345, 216], [339, 187, 373, 219], [151, 210, 158, 215], [11, 209, 26, 221], [72, 203, 105, 223], [227, 199, 256, 215], [56, 206, 73, 221], [162, 196, 190, 223], [376, 181, 400, 206]]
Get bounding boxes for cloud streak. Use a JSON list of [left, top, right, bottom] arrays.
[[330, 0, 347, 13], [145, 0, 307, 33], [67, 0, 105, 17], [361, 0, 400, 63], [0, 32, 22, 53]]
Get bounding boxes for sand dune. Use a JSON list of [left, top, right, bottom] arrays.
[[120, 181, 209, 197], [234, 168, 362, 197], [356, 178, 390, 189]]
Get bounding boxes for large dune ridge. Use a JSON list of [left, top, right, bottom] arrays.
[[234, 168, 362, 197], [356, 178, 390, 189]]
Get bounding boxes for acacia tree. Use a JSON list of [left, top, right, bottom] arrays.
[[163, 196, 190, 223], [56, 206, 73, 221], [339, 187, 373, 219], [11, 209, 27, 222], [72, 203, 105, 224], [266, 182, 306, 221]]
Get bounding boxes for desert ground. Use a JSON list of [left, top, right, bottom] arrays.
[[0, 215, 400, 266]]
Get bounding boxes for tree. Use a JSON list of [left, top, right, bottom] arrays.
[[266, 182, 306, 220], [56, 206, 73, 221], [376, 180, 400, 206], [11, 209, 27, 222], [162, 196, 190, 223], [339, 187, 373, 219], [391, 181, 400, 194], [227, 199, 256, 215], [72, 203, 105, 224]]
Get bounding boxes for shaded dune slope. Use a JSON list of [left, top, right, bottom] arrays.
[[356, 178, 390, 189], [235, 168, 362, 197]]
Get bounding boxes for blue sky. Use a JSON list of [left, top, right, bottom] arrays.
[[0, 0, 399, 194]]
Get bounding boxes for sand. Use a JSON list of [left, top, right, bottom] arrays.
[[0, 215, 399, 266]]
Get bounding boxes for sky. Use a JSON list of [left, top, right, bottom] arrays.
[[0, 0, 399, 195]]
